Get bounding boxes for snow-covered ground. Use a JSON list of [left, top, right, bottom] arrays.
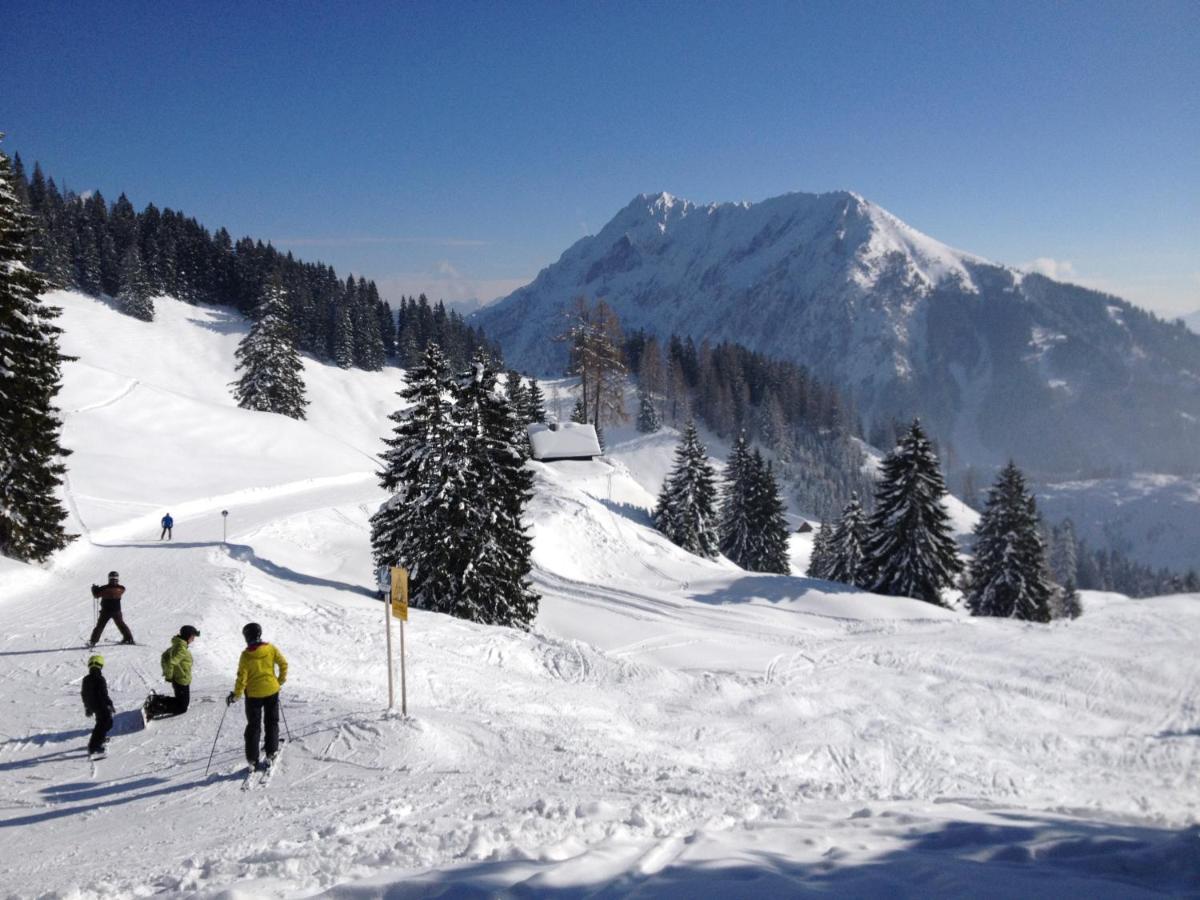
[[1, 291, 1197, 897]]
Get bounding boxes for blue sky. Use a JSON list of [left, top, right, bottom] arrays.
[[3, 1, 1197, 315]]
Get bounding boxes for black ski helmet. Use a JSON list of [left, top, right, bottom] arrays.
[[242, 622, 262, 644], [108, 570, 119, 582]]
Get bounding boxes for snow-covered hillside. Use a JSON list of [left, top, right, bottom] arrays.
[[1, 291, 1197, 897], [474, 191, 1200, 480]]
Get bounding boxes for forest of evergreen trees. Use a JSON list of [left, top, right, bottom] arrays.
[[1045, 519, 1200, 598], [9, 155, 496, 372], [625, 330, 874, 517]]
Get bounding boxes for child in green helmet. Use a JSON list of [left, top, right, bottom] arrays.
[[81, 654, 114, 758]]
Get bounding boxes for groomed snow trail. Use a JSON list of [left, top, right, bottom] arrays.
[[0, 292, 1197, 897]]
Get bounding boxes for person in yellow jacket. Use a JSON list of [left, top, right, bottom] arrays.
[[226, 622, 288, 770]]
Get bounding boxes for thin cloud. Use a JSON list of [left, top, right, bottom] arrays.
[[1021, 257, 1077, 281], [272, 235, 491, 248]]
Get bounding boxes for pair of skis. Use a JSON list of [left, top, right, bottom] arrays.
[[241, 747, 282, 790]]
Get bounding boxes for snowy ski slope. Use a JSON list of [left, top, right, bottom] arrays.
[[0, 291, 1197, 897]]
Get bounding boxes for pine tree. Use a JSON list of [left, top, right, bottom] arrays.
[[636, 383, 662, 433], [1060, 579, 1083, 619], [452, 353, 539, 628], [523, 378, 547, 425], [333, 302, 354, 368], [1048, 518, 1078, 586], [747, 450, 791, 574], [505, 370, 530, 423], [827, 492, 870, 587], [719, 432, 754, 567], [861, 420, 962, 606], [570, 397, 587, 424], [370, 344, 462, 613], [0, 138, 75, 561], [116, 244, 154, 321], [965, 462, 1052, 622], [653, 422, 719, 558], [230, 278, 308, 419], [806, 519, 835, 579]]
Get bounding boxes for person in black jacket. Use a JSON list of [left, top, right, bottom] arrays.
[[89, 571, 134, 646], [81, 654, 114, 757]]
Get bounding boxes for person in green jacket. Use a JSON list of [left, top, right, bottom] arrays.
[[144, 625, 199, 720]]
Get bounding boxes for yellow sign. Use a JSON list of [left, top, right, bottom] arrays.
[[390, 567, 409, 621]]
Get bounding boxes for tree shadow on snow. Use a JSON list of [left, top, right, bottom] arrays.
[[690, 573, 863, 606], [1155, 727, 1200, 738], [596, 498, 655, 529], [91, 540, 376, 599], [360, 813, 1198, 899], [223, 543, 376, 599]]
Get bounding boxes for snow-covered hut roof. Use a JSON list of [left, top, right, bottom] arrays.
[[528, 423, 602, 461]]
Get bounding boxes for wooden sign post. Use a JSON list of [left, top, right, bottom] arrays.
[[386, 567, 409, 714]]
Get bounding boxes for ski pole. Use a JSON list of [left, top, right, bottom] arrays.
[[279, 698, 292, 742], [204, 702, 229, 777]]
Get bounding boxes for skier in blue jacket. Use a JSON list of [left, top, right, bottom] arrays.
[[160, 513, 174, 540]]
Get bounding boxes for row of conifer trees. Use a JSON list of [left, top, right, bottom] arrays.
[[8, 154, 494, 373], [653, 425, 791, 575], [808, 421, 1068, 621]]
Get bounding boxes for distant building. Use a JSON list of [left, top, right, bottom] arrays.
[[796, 521, 814, 534], [528, 422, 602, 462]]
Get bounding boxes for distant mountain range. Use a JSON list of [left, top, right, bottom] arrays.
[[474, 191, 1200, 477]]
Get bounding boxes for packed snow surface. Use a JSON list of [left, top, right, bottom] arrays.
[[0, 292, 1197, 897]]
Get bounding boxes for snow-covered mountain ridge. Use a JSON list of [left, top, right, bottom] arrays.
[[1, 291, 1197, 896], [475, 190, 1200, 477]]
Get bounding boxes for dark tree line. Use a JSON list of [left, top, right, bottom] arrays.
[[9, 155, 495, 372], [1046, 519, 1199, 599], [625, 331, 873, 517]]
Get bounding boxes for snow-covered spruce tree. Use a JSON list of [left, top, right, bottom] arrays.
[[523, 379, 547, 424], [369, 343, 461, 613], [570, 397, 587, 424], [747, 450, 790, 574], [965, 462, 1052, 622], [636, 383, 661, 434], [332, 302, 354, 369], [1060, 579, 1083, 619], [861, 420, 962, 606], [719, 432, 754, 567], [505, 370, 530, 423], [231, 278, 308, 419], [1048, 518, 1078, 586], [0, 137, 74, 561], [827, 492, 869, 587], [451, 353, 539, 628], [116, 244, 154, 321], [806, 519, 834, 579], [653, 422, 719, 558]]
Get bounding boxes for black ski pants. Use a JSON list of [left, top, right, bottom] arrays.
[[146, 682, 190, 718], [90, 605, 134, 645], [88, 708, 113, 753], [160, 526, 172, 540], [244, 692, 280, 763]]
